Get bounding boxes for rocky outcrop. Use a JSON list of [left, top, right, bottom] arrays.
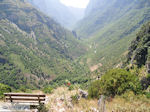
[[126, 22, 150, 73]]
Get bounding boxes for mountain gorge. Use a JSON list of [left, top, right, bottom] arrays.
[[0, 0, 88, 89], [28, 0, 85, 29], [76, 0, 150, 72], [0, 0, 150, 91], [1, 0, 150, 111]]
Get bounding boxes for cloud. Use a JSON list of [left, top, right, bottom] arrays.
[[60, 0, 89, 8]]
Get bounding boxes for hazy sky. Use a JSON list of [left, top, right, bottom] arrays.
[[60, 0, 90, 8]]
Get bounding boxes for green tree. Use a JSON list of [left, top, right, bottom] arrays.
[[0, 83, 11, 98], [88, 69, 142, 98]]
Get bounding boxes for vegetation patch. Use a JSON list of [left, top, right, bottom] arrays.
[[0, 83, 11, 98], [43, 86, 53, 94], [88, 69, 142, 98]]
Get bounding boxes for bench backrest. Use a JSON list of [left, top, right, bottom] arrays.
[[4, 93, 46, 104]]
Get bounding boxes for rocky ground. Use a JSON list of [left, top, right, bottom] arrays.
[[45, 87, 99, 112], [45, 87, 150, 112]]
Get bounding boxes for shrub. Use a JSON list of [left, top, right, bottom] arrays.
[[42, 86, 53, 94], [146, 92, 150, 99], [71, 93, 80, 104], [19, 86, 26, 92], [0, 83, 11, 98], [68, 85, 74, 91], [38, 103, 48, 112], [121, 91, 135, 101], [88, 69, 142, 98], [88, 80, 101, 98]]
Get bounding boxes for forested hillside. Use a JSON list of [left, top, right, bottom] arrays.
[[0, 0, 150, 92], [0, 0, 88, 89], [76, 0, 150, 72]]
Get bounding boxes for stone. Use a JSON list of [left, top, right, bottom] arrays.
[[79, 89, 88, 98], [90, 107, 99, 112], [146, 61, 150, 73], [60, 97, 65, 102], [67, 102, 73, 109], [59, 108, 65, 112], [98, 95, 106, 112]]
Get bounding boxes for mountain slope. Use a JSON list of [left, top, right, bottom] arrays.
[[123, 21, 150, 89], [125, 21, 150, 72], [28, 0, 84, 29], [75, 0, 150, 72], [0, 0, 87, 89], [76, 0, 150, 38]]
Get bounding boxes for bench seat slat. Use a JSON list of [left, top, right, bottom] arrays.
[[6, 98, 45, 101], [4, 93, 45, 97]]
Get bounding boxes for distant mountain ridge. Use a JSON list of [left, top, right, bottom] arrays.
[[28, 0, 85, 29], [76, 0, 150, 38]]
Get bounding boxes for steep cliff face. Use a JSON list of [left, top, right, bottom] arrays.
[[126, 22, 150, 73]]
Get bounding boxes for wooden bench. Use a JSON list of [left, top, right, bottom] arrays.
[[4, 93, 46, 105]]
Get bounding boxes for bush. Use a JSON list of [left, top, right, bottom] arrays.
[[68, 85, 74, 91], [42, 86, 53, 94], [121, 91, 135, 100], [88, 80, 101, 98], [88, 69, 142, 98], [146, 92, 150, 99], [0, 83, 11, 98], [38, 103, 48, 112], [19, 86, 26, 92], [71, 93, 80, 104]]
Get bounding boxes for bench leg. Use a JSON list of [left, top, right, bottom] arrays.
[[10, 95, 12, 102]]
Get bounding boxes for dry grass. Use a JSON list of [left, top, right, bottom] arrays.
[[46, 86, 78, 112], [73, 99, 98, 112], [106, 95, 150, 112], [46, 87, 150, 112], [46, 86, 98, 112]]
